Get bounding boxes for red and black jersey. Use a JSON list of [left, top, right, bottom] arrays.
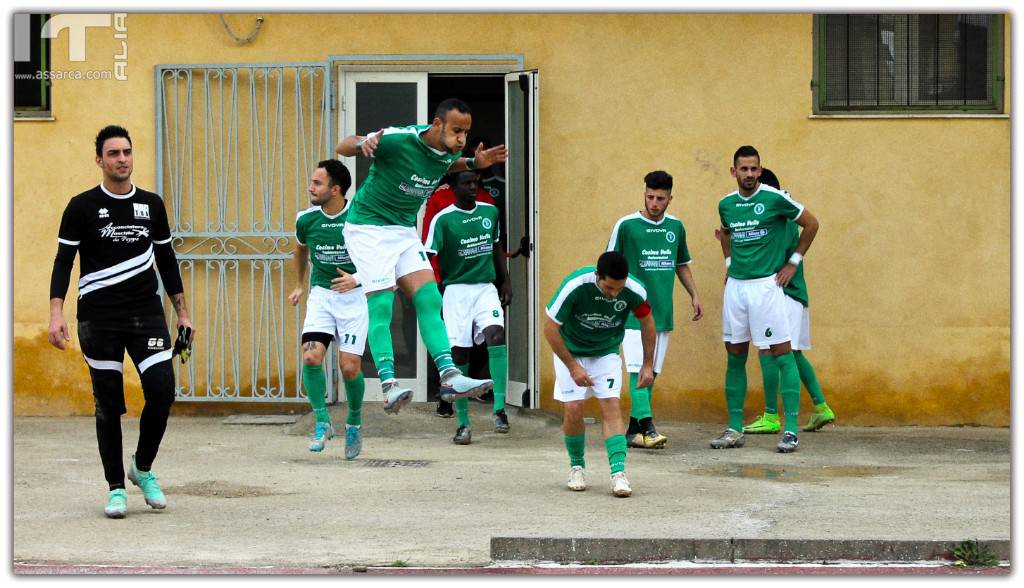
[[50, 184, 183, 321]]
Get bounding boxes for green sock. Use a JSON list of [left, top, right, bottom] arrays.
[[366, 291, 396, 381], [488, 344, 508, 412], [412, 282, 456, 373], [628, 372, 653, 420], [344, 372, 365, 427], [454, 362, 470, 427], [565, 434, 586, 468], [776, 352, 800, 434], [605, 435, 627, 475], [302, 363, 330, 424], [794, 352, 826, 405], [758, 354, 780, 415], [724, 352, 748, 431]]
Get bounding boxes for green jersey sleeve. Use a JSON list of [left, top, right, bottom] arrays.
[[294, 210, 309, 245], [546, 272, 584, 325], [424, 213, 444, 254], [372, 128, 399, 160], [770, 190, 805, 221], [676, 222, 692, 265]]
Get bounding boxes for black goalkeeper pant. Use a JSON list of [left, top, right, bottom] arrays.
[[77, 316, 176, 490]]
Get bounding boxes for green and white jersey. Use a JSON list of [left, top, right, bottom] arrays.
[[295, 202, 357, 290], [607, 212, 691, 332], [781, 220, 809, 307], [424, 202, 500, 286], [347, 125, 462, 228], [719, 184, 804, 280], [546, 266, 649, 358]]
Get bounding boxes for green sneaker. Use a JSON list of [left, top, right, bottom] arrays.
[[127, 455, 167, 510], [743, 413, 781, 434], [104, 488, 127, 519], [803, 404, 836, 432]]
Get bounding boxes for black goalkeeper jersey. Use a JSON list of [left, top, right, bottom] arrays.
[[51, 184, 183, 321]]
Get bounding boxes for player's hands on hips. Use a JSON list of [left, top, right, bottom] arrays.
[[776, 264, 797, 287], [637, 365, 655, 389], [474, 142, 508, 167], [331, 269, 358, 293], [288, 286, 304, 306], [499, 281, 513, 307], [360, 131, 381, 157], [691, 296, 704, 321], [47, 313, 70, 350], [569, 363, 594, 388]]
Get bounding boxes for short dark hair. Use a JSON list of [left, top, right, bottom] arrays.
[[435, 98, 472, 121], [733, 145, 760, 166], [596, 251, 629, 281], [759, 167, 781, 190], [95, 125, 131, 156], [644, 170, 673, 191], [442, 168, 480, 188], [317, 159, 352, 194]]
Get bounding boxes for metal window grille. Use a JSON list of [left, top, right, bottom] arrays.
[[820, 14, 998, 111]]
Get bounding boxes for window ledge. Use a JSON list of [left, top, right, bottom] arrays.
[[14, 112, 55, 121], [810, 113, 1008, 120]]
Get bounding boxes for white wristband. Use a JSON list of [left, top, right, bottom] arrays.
[[788, 252, 803, 266], [724, 256, 731, 268]]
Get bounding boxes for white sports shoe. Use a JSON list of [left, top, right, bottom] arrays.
[[438, 368, 493, 401], [567, 466, 586, 491], [382, 380, 413, 415], [610, 472, 632, 497]]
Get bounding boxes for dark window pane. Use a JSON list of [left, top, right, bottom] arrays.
[[821, 13, 996, 111], [13, 13, 50, 111]]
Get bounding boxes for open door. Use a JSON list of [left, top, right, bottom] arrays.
[[503, 70, 539, 408], [338, 71, 429, 402]]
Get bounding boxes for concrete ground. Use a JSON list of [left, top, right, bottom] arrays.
[[11, 403, 1011, 570]]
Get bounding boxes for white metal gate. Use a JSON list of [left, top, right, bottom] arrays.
[[156, 62, 337, 402]]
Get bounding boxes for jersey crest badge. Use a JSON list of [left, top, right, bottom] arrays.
[[133, 203, 150, 220]]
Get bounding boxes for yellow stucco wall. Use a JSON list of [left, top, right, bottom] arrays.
[[13, 13, 1010, 425]]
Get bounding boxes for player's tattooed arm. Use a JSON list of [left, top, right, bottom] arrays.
[[171, 293, 195, 341]]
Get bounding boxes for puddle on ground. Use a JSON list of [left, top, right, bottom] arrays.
[[164, 480, 281, 498], [693, 464, 906, 483]]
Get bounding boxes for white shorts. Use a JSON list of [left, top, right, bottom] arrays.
[[553, 353, 623, 402], [342, 223, 432, 293], [759, 295, 811, 352], [621, 329, 671, 374], [722, 274, 791, 347], [301, 286, 369, 356], [442, 283, 504, 348]]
